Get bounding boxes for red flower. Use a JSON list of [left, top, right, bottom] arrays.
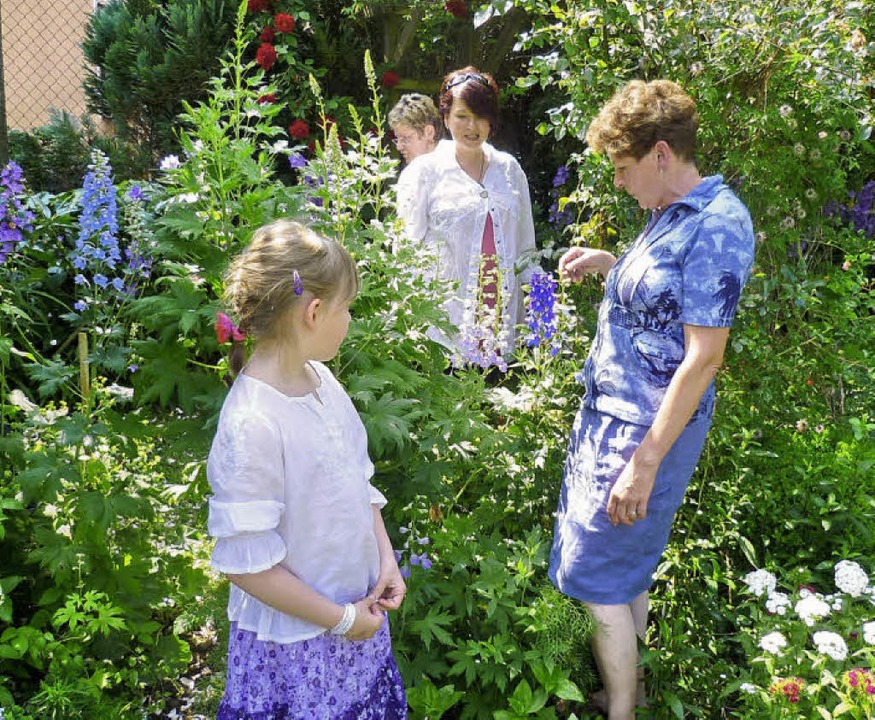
[[444, 1, 467, 17], [381, 70, 400, 88], [275, 13, 295, 33], [215, 312, 246, 344], [260, 26, 276, 43], [258, 93, 277, 105], [247, 0, 270, 13], [256, 42, 277, 71], [289, 120, 310, 138]]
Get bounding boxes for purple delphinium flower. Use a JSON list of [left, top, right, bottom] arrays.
[[848, 181, 874, 237], [73, 149, 121, 305], [526, 272, 561, 356], [553, 164, 571, 188], [0, 161, 36, 264], [549, 199, 574, 228]]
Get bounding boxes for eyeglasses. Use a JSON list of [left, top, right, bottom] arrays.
[[393, 131, 421, 147], [445, 72, 489, 91]]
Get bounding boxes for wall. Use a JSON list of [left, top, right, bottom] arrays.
[[2, 0, 96, 130]]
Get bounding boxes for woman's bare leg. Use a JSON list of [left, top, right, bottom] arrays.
[[586, 601, 638, 720]]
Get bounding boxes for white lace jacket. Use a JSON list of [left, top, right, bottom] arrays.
[[396, 139, 537, 355]]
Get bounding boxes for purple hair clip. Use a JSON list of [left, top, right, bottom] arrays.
[[292, 270, 304, 296]]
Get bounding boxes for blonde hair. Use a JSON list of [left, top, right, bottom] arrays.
[[223, 220, 359, 374], [586, 79, 699, 163], [388, 93, 443, 138]]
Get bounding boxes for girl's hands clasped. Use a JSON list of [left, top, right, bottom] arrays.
[[345, 598, 385, 641], [370, 557, 407, 612]]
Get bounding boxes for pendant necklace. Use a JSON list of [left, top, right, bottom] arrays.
[[476, 152, 488, 198]]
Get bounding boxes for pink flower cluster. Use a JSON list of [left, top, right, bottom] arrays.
[[770, 677, 804, 704], [215, 312, 245, 344], [846, 668, 875, 696]]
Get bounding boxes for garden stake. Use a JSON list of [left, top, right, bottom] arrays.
[[77, 331, 90, 397]]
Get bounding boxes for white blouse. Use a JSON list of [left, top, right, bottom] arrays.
[[396, 139, 538, 355], [206, 362, 386, 643]]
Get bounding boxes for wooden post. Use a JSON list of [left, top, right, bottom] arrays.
[[77, 332, 90, 398]]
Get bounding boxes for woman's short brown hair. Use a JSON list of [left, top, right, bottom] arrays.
[[586, 79, 699, 163], [388, 93, 443, 139], [438, 66, 500, 134]]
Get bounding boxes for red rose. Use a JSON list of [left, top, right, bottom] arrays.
[[260, 26, 275, 43], [275, 13, 295, 33], [444, 1, 467, 17], [258, 93, 277, 104], [289, 120, 310, 138], [256, 42, 277, 71], [381, 70, 400, 88], [247, 0, 270, 13]]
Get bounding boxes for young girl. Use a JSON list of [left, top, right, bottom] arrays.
[[207, 220, 408, 719]]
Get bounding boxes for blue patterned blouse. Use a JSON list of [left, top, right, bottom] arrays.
[[581, 175, 755, 426]]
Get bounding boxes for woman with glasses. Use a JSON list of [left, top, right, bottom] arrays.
[[396, 66, 537, 365], [388, 93, 442, 164]]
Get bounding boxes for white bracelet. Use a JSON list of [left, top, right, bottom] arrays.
[[329, 603, 356, 636]]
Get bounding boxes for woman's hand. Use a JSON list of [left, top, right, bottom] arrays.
[[346, 598, 385, 640], [559, 246, 617, 282], [606, 453, 660, 527], [369, 557, 407, 611]]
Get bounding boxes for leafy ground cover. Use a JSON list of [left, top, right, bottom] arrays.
[[2, 1, 874, 718]]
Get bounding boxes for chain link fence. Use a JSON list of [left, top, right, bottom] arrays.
[[1, 0, 100, 161]]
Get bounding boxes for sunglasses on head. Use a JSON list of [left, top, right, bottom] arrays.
[[446, 72, 489, 90]]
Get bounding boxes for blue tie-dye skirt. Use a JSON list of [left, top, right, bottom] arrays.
[[216, 620, 407, 719], [548, 402, 712, 605]]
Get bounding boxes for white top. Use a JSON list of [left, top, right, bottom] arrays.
[[396, 139, 538, 354], [206, 361, 386, 643]]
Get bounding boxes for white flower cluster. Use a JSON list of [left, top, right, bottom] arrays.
[[812, 631, 848, 661], [765, 591, 791, 616], [759, 631, 787, 654], [835, 560, 870, 597], [748, 561, 875, 685], [743, 569, 777, 597], [796, 594, 832, 627]]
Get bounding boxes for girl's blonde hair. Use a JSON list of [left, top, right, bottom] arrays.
[[223, 220, 359, 374]]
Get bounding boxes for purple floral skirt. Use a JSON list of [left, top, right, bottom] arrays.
[[216, 621, 407, 720]]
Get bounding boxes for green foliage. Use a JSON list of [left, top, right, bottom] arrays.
[[0, 392, 209, 717], [83, 0, 239, 160], [2, 2, 874, 718], [9, 112, 151, 192]]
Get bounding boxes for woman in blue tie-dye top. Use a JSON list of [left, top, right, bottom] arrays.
[[547, 80, 755, 719]]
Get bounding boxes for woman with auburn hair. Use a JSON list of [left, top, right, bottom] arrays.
[[548, 79, 755, 719], [396, 66, 537, 367]]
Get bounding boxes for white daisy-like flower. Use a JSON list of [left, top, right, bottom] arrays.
[[796, 595, 831, 626], [744, 569, 777, 597], [779, 104, 793, 117], [759, 631, 787, 654], [813, 631, 848, 661], [739, 682, 757, 694], [766, 591, 791, 616], [159, 154, 181, 171], [835, 560, 869, 597], [863, 621, 875, 645]]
